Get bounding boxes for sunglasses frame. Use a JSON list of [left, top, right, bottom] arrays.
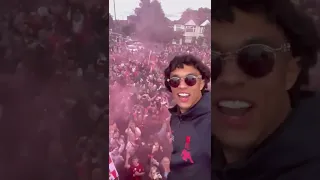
[[166, 75, 202, 88], [212, 43, 291, 61], [211, 43, 291, 79]]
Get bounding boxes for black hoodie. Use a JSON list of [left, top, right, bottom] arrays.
[[212, 95, 320, 180], [167, 91, 211, 180]]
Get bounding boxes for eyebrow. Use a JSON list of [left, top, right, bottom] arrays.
[[212, 37, 279, 52], [170, 73, 198, 77], [242, 37, 278, 48]]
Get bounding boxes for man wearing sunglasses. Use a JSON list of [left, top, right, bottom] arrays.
[[164, 54, 211, 180], [212, 0, 320, 179]]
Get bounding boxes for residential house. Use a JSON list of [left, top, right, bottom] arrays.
[[173, 19, 210, 44]]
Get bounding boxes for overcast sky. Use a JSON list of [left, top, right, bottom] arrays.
[[109, 0, 211, 20]]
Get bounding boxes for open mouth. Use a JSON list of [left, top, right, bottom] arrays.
[[177, 92, 190, 103], [217, 100, 253, 117]]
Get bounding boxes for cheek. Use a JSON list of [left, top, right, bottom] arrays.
[[171, 88, 180, 100], [171, 88, 178, 94], [249, 65, 288, 113], [193, 82, 204, 92], [253, 62, 287, 93]]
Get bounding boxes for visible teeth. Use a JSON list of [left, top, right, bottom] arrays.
[[218, 100, 252, 109], [178, 93, 190, 97]]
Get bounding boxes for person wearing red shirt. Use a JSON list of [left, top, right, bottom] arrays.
[[125, 155, 145, 180]]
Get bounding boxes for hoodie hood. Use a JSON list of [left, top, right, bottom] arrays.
[[169, 91, 210, 121]]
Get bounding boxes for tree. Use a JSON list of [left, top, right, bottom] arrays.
[[132, 0, 174, 43], [180, 7, 211, 25]]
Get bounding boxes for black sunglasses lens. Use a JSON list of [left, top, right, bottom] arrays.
[[185, 75, 198, 86], [238, 46, 275, 78], [212, 54, 223, 81], [168, 77, 180, 88]]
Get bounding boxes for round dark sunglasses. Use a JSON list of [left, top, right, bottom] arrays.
[[167, 75, 202, 88], [212, 43, 291, 81]]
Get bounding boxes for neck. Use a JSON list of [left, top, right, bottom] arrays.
[[223, 94, 292, 164], [179, 107, 187, 114], [223, 147, 247, 164]]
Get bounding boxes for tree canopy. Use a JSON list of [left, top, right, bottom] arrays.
[[113, 1, 212, 44], [131, 0, 173, 43], [179, 7, 211, 24]]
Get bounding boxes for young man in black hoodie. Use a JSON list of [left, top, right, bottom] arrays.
[[164, 54, 211, 180], [212, 0, 320, 179]]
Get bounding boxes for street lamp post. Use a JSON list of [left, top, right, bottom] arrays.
[[113, 0, 117, 21]]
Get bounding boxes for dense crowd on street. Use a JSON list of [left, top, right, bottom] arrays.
[[109, 40, 211, 179], [0, 1, 109, 180]]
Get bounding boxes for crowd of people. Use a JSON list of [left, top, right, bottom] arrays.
[[0, 1, 109, 180], [109, 41, 211, 179]]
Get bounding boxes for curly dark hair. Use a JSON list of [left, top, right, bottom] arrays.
[[212, 0, 320, 106], [164, 54, 211, 92]]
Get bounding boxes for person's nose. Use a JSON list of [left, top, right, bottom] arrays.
[[216, 58, 247, 87], [178, 78, 188, 89]]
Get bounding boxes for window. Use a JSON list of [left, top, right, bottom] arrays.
[[174, 24, 185, 32], [185, 25, 196, 32], [200, 26, 205, 33]]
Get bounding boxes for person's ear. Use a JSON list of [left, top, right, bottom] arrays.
[[285, 57, 301, 91], [199, 79, 205, 91]]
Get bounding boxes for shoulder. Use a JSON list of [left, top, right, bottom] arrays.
[[279, 159, 320, 179], [291, 94, 320, 124], [169, 114, 179, 126], [296, 93, 320, 112]]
